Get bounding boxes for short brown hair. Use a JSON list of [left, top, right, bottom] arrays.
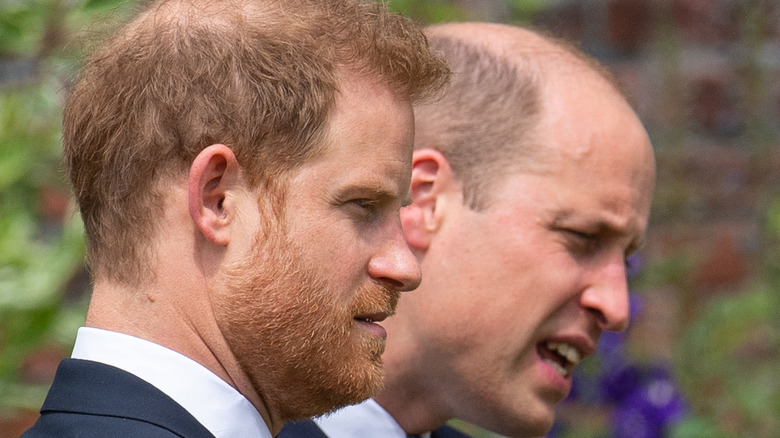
[[413, 33, 542, 210], [64, 0, 449, 284]]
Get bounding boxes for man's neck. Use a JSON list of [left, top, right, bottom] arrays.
[[373, 375, 450, 435], [85, 279, 280, 433]]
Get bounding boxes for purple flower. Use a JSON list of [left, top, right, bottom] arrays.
[[640, 365, 687, 424], [612, 399, 664, 438], [610, 365, 686, 437], [599, 359, 642, 403]]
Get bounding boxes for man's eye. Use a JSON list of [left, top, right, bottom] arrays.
[[345, 198, 383, 220], [565, 229, 594, 241], [351, 199, 378, 210], [563, 229, 601, 254]]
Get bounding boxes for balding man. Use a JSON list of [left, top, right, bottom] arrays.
[[280, 22, 656, 438], [22, 1, 448, 437]]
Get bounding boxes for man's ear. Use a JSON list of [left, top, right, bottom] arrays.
[[188, 144, 241, 246], [401, 148, 455, 251]]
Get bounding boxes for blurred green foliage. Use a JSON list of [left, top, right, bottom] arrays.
[[674, 284, 778, 437], [0, 81, 85, 410], [387, 0, 544, 25], [0, 0, 135, 411], [386, 0, 467, 22], [0, 0, 54, 56]]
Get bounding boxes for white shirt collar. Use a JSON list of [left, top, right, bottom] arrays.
[[315, 399, 431, 438], [71, 327, 272, 438]]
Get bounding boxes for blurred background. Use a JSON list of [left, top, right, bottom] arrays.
[[1, 0, 778, 437]]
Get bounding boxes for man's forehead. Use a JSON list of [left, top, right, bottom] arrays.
[[489, 162, 650, 225]]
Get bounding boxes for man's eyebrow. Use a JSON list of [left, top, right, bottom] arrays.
[[337, 180, 401, 201]]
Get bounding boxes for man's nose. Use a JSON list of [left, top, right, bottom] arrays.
[[580, 254, 630, 332], [367, 224, 422, 292]]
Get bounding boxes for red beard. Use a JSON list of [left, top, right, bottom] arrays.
[[213, 230, 399, 420]]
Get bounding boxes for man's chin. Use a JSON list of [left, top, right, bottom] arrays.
[[499, 411, 555, 438], [283, 359, 385, 421], [467, 399, 557, 438], [332, 354, 386, 406]]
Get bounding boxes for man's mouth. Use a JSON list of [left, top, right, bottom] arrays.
[[355, 317, 376, 323], [538, 341, 583, 377], [353, 312, 391, 339], [354, 313, 388, 324]]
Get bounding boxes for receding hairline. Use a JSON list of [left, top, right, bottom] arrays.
[[425, 22, 626, 98], [415, 22, 637, 210]]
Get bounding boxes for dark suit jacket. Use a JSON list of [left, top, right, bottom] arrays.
[[278, 419, 470, 438], [21, 358, 215, 438]]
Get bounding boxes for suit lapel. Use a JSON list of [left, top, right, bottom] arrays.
[[277, 419, 329, 437], [41, 359, 215, 438]]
